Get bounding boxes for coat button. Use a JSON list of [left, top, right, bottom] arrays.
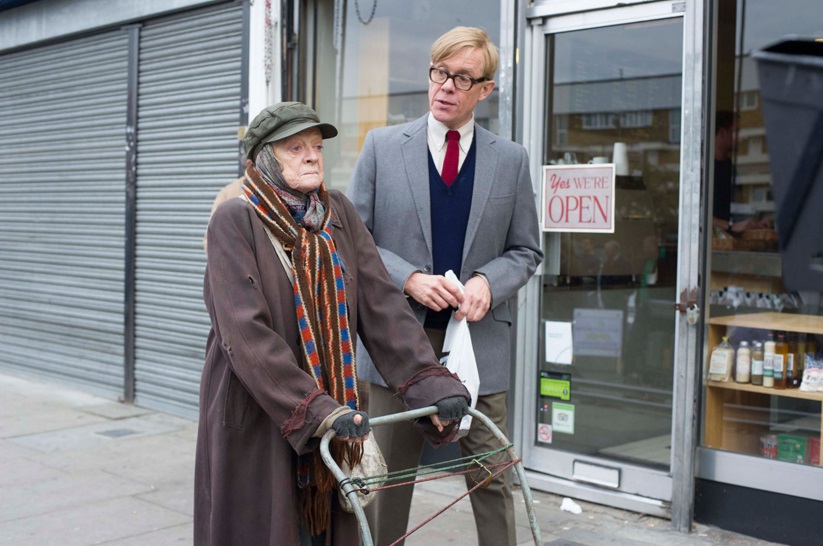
[[423, 265, 431, 273]]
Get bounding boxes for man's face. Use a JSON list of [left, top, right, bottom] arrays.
[[716, 124, 737, 158], [428, 47, 495, 130]]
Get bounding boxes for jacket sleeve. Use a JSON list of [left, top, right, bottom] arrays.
[[346, 129, 420, 290], [473, 145, 543, 305], [204, 200, 340, 454]]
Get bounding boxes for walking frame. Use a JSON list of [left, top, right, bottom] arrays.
[[320, 406, 543, 546]]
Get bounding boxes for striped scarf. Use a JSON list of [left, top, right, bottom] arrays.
[[242, 163, 360, 536]]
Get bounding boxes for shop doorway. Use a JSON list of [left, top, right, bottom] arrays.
[[521, 2, 688, 514]]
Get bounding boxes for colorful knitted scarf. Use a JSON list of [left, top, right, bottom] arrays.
[[243, 161, 360, 536]]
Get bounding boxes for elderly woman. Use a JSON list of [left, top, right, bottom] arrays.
[[195, 102, 469, 546]]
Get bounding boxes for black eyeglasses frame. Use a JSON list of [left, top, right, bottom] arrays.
[[428, 66, 489, 91]]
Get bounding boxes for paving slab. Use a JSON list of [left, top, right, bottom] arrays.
[[0, 469, 154, 523], [97, 523, 193, 546], [8, 414, 184, 454], [77, 401, 152, 421], [0, 496, 190, 546]]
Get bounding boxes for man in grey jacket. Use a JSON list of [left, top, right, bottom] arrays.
[[346, 26, 542, 546]]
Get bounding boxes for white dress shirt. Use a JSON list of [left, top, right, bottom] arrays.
[[427, 113, 475, 177]]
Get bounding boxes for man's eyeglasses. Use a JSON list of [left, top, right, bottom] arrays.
[[429, 67, 488, 91]]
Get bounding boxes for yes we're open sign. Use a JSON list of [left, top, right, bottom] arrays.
[[541, 164, 615, 233]]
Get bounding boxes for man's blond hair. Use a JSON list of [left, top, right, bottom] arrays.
[[430, 26, 499, 81]]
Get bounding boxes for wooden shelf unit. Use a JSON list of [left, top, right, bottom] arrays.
[[704, 312, 823, 466]]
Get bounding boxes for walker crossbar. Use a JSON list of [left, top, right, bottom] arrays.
[[320, 405, 542, 546]]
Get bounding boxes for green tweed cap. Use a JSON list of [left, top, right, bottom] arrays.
[[243, 102, 338, 161]]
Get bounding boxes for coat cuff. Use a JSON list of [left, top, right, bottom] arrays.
[[280, 389, 342, 455], [313, 406, 352, 438], [397, 367, 470, 411], [281, 389, 326, 439]]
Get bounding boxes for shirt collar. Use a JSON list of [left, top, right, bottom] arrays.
[[428, 113, 475, 152]]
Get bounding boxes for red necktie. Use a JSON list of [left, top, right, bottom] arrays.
[[442, 130, 460, 186]]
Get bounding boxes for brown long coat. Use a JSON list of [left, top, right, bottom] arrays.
[[195, 190, 468, 546]]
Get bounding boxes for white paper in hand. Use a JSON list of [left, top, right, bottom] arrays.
[[440, 270, 480, 439]]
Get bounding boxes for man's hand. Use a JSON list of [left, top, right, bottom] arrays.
[[731, 218, 772, 233], [404, 272, 463, 311], [453, 275, 491, 322], [331, 411, 370, 443], [429, 396, 469, 432]]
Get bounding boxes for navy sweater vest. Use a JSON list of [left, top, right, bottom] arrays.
[[424, 137, 477, 329]]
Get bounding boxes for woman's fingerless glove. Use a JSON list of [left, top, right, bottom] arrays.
[[331, 411, 370, 438], [435, 396, 469, 421]]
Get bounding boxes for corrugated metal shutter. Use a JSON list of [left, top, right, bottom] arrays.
[[0, 31, 128, 395], [135, 3, 243, 416]]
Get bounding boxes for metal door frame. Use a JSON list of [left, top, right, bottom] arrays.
[[515, 0, 705, 528]]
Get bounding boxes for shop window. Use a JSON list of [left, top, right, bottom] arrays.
[[619, 110, 653, 128], [738, 90, 759, 111], [668, 108, 681, 144], [703, 0, 823, 472], [581, 112, 617, 130], [555, 114, 569, 146], [540, 17, 684, 471], [308, 1, 502, 191], [581, 111, 652, 131]]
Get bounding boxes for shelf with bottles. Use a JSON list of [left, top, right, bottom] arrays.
[[707, 312, 823, 335], [706, 380, 823, 402], [704, 312, 823, 467]]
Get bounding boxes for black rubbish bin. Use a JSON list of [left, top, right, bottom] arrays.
[[754, 37, 823, 291]]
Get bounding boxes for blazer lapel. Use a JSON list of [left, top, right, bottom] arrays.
[[401, 115, 434, 256], [463, 126, 497, 262]]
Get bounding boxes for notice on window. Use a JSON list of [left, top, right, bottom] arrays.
[[552, 402, 575, 435], [540, 370, 571, 401], [573, 308, 623, 357], [541, 164, 615, 233], [545, 321, 573, 365], [537, 423, 553, 444]]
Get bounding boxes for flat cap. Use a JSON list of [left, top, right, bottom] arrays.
[[243, 102, 338, 161]]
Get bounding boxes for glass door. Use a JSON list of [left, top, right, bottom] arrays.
[[522, 2, 689, 510]]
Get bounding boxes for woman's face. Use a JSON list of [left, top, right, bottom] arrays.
[[271, 128, 324, 194]]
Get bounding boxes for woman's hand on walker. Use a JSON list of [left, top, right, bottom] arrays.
[[430, 396, 469, 432], [331, 411, 370, 443]]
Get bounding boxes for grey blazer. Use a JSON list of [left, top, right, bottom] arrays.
[[346, 114, 543, 395]]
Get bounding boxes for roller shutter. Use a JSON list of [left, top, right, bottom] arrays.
[[134, 3, 243, 416], [0, 31, 129, 395]]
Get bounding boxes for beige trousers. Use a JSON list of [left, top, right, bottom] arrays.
[[365, 328, 516, 546]]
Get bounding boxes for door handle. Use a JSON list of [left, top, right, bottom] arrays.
[[674, 288, 700, 325]]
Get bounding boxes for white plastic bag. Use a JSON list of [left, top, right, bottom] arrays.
[[440, 270, 480, 439]]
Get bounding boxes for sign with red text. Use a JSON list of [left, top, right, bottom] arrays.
[[541, 164, 615, 233]]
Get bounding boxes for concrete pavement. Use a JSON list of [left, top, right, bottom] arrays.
[[0, 373, 782, 546]]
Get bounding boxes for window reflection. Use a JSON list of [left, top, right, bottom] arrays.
[[313, 1, 501, 191], [702, 0, 823, 468], [540, 19, 683, 470]]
